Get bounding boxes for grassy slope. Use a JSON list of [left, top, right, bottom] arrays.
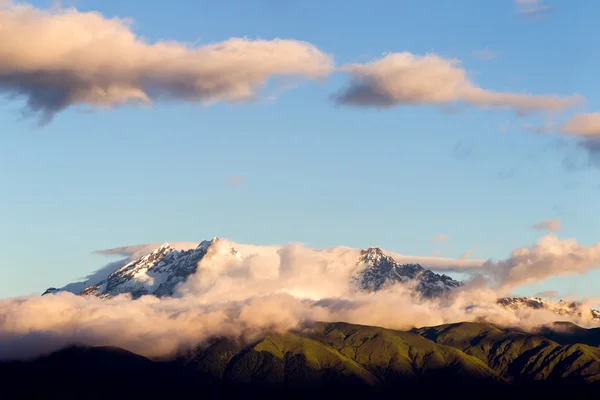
[[413, 322, 600, 383]]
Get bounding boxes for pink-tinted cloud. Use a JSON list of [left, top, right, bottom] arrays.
[[334, 52, 581, 113], [0, 2, 334, 123]]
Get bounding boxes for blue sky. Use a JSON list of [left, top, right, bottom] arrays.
[[1, 0, 600, 299]]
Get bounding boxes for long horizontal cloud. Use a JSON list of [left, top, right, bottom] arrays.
[[2, 237, 600, 361], [560, 113, 600, 137], [0, 2, 333, 123], [94, 242, 200, 258], [334, 52, 582, 113], [477, 235, 600, 290]]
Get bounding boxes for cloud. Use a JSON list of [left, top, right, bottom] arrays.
[[528, 114, 600, 169], [476, 235, 600, 291], [0, 1, 334, 124], [534, 290, 560, 300], [94, 242, 199, 258], [2, 236, 600, 362], [430, 234, 449, 243], [531, 218, 563, 233], [459, 250, 473, 260], [515, 0, 552, 16], [560, 113, 600, 138], [471, 49, 497, 61], [333, 52, 581, 114]]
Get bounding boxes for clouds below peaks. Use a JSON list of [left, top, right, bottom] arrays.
[[2, 236, 600, 361]]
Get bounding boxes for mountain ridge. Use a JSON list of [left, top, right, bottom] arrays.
[[3, 320, 600, 397], [42, 239, 600, 323]]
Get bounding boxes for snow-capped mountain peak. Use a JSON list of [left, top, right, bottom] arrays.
[[354, 246, 462, 297], [76, 240, 215, 299], [497, 296, 600, 321]]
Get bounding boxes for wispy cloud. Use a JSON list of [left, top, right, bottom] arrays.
[[515, 0, 552, 17], [534, 290, 560, 300], [529, 114, 600, 169], [459, 250, 473, 260], [531, 218, 563, 233], [430, 234, 449, 243], [0, 1, 333, 124], [94, 242, 200, 258], [333, 52, 581, 114]]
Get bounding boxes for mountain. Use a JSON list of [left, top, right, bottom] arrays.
[[497, 296, 600, 322], [43, 238, 460, 299], [412, 321, 600, 383], [355, 247, 461, 297], [41, 239, 600, 322], [3, 321, 600, 397]]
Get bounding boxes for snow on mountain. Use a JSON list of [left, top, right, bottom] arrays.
[[41, 239, 600, 322], [497, 296, 600, 322], [43, 239, 463, 300], [77, 239, 219, 299], [353, 247, 461, 297]]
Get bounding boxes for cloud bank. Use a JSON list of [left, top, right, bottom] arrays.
[[478, 235, 600, 291], [0, 1, 333, 123], [334, 52, 581, 114], [2, 235, 600, 362]]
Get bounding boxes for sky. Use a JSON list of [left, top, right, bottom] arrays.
[[1, 0, 600, 300]]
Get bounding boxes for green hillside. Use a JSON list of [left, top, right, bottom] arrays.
[[174, 320, 600, 387], [412, 321, 600, 383]]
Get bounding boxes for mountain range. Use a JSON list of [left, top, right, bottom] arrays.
[[3, 320, 600, 397], [43, 238, 600, 322]]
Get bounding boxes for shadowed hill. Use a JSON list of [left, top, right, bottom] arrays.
[[3, 321, 600, 397], [412, 321, 600, 383]]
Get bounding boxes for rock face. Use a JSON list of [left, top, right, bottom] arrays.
[[43, 240, 462, 300], [41, 239, 600, 322], [353, 247, 461, 297], [497, 296, 600, 321], [77, 240, 217, 299]]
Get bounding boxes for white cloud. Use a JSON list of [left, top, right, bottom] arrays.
[[477, 235, 600, 291], [334, 52, 581, 113], [531, 218, 563, 233], [0, 1, 333, 123]]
